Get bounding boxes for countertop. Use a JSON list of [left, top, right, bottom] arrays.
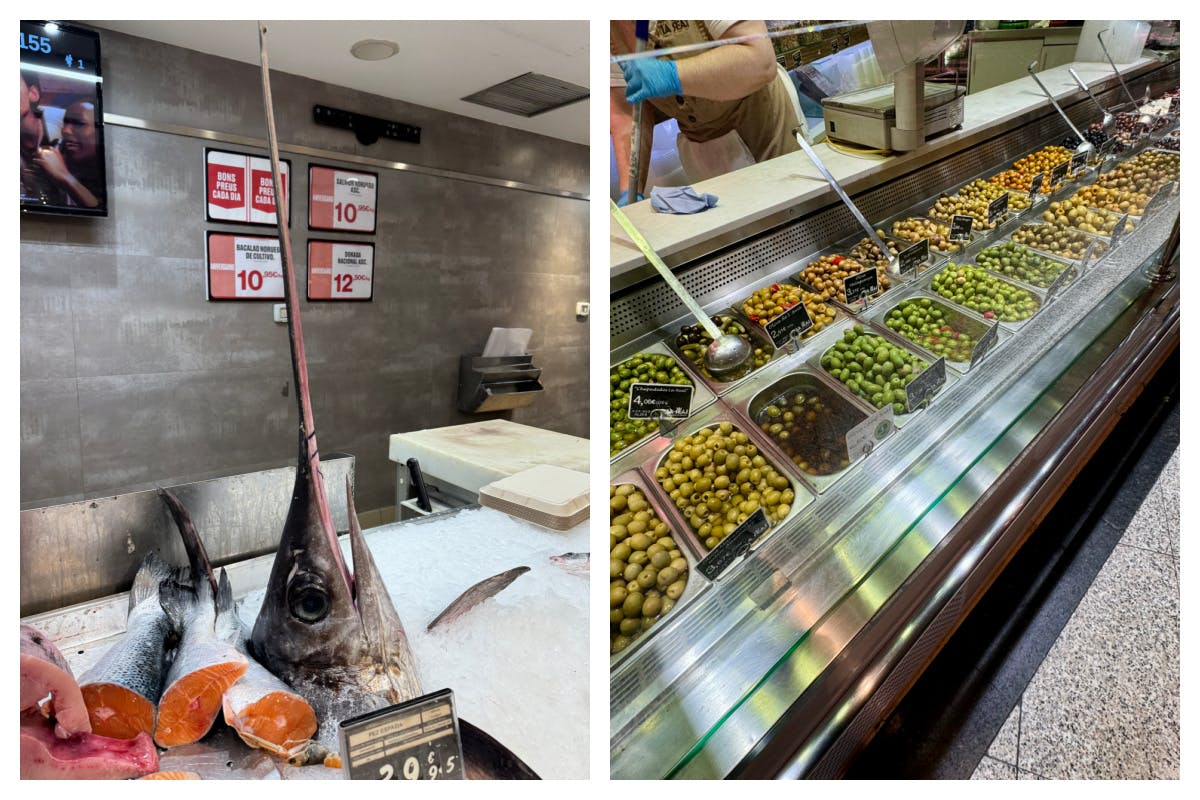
[[609, 57, 1158, 277], [388, 419, 589, 496]]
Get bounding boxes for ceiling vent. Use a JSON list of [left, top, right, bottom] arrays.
[[461, 72, 588, 117]]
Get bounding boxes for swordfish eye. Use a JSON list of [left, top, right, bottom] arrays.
[[288, 574, 331, 623]]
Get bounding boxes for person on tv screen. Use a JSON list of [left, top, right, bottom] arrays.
[[39, 99, 102, 208], [20, 69, 67, 206]]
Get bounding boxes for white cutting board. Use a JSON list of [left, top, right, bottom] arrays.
[[388, 420, 589, 496]]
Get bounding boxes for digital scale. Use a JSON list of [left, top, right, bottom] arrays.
[[822, 82, 966, 150]]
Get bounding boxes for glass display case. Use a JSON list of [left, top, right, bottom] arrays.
[[609, 53, 1178, 779]]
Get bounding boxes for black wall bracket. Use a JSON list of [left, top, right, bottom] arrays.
[[312, 105, 421, 146]]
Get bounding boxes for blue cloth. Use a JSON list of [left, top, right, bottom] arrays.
[[621, 58, 682, 104], [650, 186, 719, 214]]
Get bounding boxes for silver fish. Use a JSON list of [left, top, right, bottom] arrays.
[[427, 567, 531, 632], [549, 552, 589, 577], [77, 552, 177, 740]]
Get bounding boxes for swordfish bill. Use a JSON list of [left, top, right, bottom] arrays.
[[248, 22, 421, 737]]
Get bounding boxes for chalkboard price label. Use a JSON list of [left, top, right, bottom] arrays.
[[897, 238, 929, 276], [697, 508, 769, 580], [987, 193, 1009, 226], [949, 215, 973, 242], [842, 267, 881, 305], [1145, 181, 1177, 216], [844, 404, 894, 463], [969, 322, 1001, 368], [1044, 260, 1076, 302], [1029, 172, 1046, 196], [1070, 151, 1088, 175], [765, 301, 814, 348], [904, 356, 946, 411], [339, 688, 464, 780], [1108, 213, 1130, 248], [1051, 160, 1069, 186], [627, 383, 694, 420]]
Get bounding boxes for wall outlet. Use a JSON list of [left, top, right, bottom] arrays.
[[273, 304, 288, 323], [575, 301, 590, 317]]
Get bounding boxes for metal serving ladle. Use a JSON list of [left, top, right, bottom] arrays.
[[1068, 68, 1115, 132], [1027, 62, 1094, 156], [1096, 28, 1139, 106], [610, 200, 752, 378]]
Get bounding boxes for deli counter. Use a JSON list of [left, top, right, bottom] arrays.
[[608, 55, 1179, 779]]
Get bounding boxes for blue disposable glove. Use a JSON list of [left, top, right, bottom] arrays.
[[617, 190, 645, 206], [621, 58, 683, 104]]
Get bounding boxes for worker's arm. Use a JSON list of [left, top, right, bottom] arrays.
[[675, 21, 777, 101], [609, 87, 654, 198]]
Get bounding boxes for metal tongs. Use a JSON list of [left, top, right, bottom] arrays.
[[610, 201, 752, 378], [1068, 68, 1115, 132], [790, 127, 895, 267], [1026, 62, 1093, 156]]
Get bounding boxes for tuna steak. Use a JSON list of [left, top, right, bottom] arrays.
[[78, 552, 177, 739], [20, 623, 90, 738]]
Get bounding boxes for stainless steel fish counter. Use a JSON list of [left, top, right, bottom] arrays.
[[23, 506, 589, 780]]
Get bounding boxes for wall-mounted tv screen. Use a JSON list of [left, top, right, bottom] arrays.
[[20, 20, 107, 217]]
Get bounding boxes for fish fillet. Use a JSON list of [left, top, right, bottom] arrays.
[[154, 570, 247, 747], [20, 623, 90, 738], [20, 712, 157, 779], [79, 552, 176, 739], [138, 771, 201, 780], [222, 654, 317, 758]]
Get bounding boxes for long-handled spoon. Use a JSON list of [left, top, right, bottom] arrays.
[[1068, 68, 1115, 132], [1027, 62, 1094, 156]]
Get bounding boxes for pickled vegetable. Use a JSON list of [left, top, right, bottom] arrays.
[[819, 324, 933, 414], [975, 242, 1077, 289], [610, 354, 692, 456], [756, 387, 854, 476], [797, 255, 891, 303], [610, 484, 687, 655], [932, 264, 1040, 322], [883, 298, 979, 363], [740, 283, 837, 334], [675, 315, 772, 382]]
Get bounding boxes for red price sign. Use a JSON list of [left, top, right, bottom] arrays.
[[206, 232, 286, 300], [308, 165, 378, 233], [307, 240, 374, 301], [205, 149, 290, 226]]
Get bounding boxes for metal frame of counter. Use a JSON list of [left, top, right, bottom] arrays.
[[608, 58, 1179, 779]]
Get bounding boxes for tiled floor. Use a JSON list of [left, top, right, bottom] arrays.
[[970, 447, 1180, 780]]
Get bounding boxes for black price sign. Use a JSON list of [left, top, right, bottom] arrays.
[[1145, 181, 1177, 216], [844, 404, 894, 463], [842, 267, 881, 305], [627, 383, 693, 420], [897, 238, 929, 276], [1070, 151, 1088, 175], [697, 508, 769, 580], [1029, 172, 1046, 196], [339, 688, 464, 780], [969, 322, 1001, 368], [949, 215, 973, 242], [1109, 213, 1130, 247], [904, 357, 946, 411], [765, 302, 814, 348], [987, 193, 1010, 226], [1051, 160, 1070, 186], [1044, 261, 1076, 302]]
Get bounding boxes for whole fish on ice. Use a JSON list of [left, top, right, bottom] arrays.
[[549, 552, 589, 577]]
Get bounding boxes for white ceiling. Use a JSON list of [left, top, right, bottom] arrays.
[[85, 20, 589, 144]]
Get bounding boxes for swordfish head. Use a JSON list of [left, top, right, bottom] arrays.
[[248, 459, 423, 737]]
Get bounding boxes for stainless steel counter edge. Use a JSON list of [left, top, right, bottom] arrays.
[[610, 56, 1174, 288]]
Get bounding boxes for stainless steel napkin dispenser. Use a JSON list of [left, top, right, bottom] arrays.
[[457, 354, 544, 413]]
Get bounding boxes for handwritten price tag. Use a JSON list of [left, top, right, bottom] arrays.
[[897, 238, 929, 276], [844, 404, 894, 463], [904, 357, 946, 411], [627, 383, 693, 420], [987, 193, 1009, 226], [1029, 172, 1046, 196], [1051, 160, 1069, 186], [308, 240, 375, 300], [206, 232, 285, 300], [765, 302, 813, 348], [697, 508, 769, 580], [339, 688, 464, 780], [949, 215, 973, 242]]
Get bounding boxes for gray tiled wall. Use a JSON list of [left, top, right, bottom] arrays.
[[20, 26, 589, 511]]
